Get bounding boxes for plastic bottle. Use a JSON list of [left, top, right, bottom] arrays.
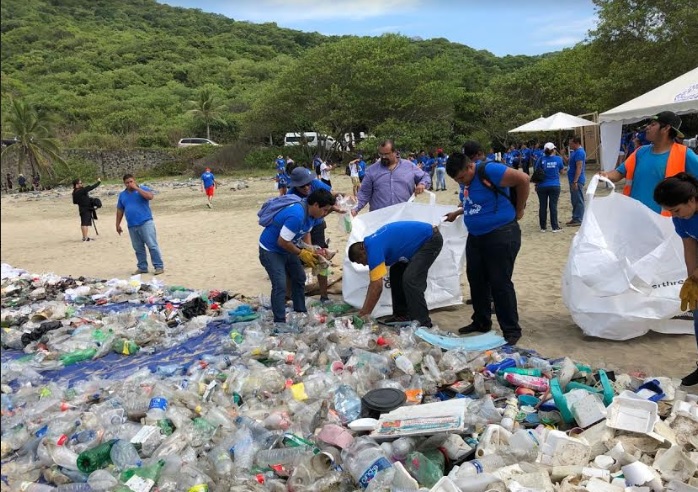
[[499, 396, 519, 432], [507, 429, 540, 462], [254, 446, 314, 467], [453, 453, 514, 476], [76, 439, 117, 473], [333, 384, 361, 423], [112, 339, 140, 355], [54, 484, 93, 492], [485, 358, 517, 374], [390, 437, 418, 461], [503, 373, 550, 392], [87, 469, 119, 491], [405, 449, 445, 488], [234, 415, 281, 449], [341, 436, 394, 489], [19, 484, 56, 492], [46, 442, 81, 470], [422, 354, 443, 383], [60, 348, 97, 366], [209, 445, 234, 477], [109, 439, 142, 470], [119, 458, 165, 488], [145, 396, 168, 424], [389, 349, 415, 375], [404, 374, 423, 405]]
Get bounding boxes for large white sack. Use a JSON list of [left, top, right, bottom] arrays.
[[562, 175, 693, 340], [342, 192, 467, 317]]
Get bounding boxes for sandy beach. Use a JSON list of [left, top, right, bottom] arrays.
[[1, 172, 696, 384]]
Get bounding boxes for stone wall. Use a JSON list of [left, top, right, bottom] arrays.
[[1, 148, 176, 184]]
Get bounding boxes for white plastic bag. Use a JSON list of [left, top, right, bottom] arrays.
[[561, 175, 693, 340], [342, 192, 467, 317]]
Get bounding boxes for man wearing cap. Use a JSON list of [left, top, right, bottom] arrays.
[[348, 221, 443, 327], [287, 166, 337, 302], [565, 137, 586, 226], [352, 139, 431, 215], [601, 111, 698, 214], [200, 167, 217, 209]]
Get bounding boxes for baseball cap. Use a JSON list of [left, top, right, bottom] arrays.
[[544, 142, 556, 151], [289, 167, 314, 188], [205, 167, 211, 172], [650, 111, 684, 138], [277, 155, 283, 159]]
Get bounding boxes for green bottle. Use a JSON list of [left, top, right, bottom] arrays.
[[60, 348, 97, 366], [120, 458, 166, 487], [112, 339, 140, 355], [77, 438, 118, 473]]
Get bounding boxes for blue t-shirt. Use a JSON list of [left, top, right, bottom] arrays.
[[486, 153, 496, 162], [364, 222, 434, 281], [504, 152, 515, 168], [568, 147, 586, 185], [259, 202, 319, 254], [618, 146, 698, 213], [533, 149, 544, 164], [358, 160, 366, 178], [673, 215, 698, 241], [462, 162, 516, 236], [436, 157, 447, 169], [536, 155, 564, 188], [509, 150, 521, 167], [276, 172, 289, 188], [521, 148, 532, 164], [201, 171, 215, 189], [117, 186, 154, 228], [422, 158, 435, 173], [275, 158, 286, 172]]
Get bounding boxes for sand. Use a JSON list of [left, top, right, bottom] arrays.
[[1, 172, 696, 385]]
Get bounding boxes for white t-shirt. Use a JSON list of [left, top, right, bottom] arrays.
[[349, 162, 359, 178], [320, 163, 331, 181]]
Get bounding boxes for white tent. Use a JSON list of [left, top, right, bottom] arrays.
[[509, 116, 546, 133], [598, 67, 698, 170], [509, 112, 596, 133]]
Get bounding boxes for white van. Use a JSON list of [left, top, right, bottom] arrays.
[[284, 132, 338, 151]]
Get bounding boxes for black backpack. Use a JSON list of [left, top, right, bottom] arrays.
[[476, 161, 517, 210], [90, 197, 102, 209]]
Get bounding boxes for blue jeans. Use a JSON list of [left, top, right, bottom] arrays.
[[127, 220, 164, 272], [570, 183, 585, 223], [536, 186, 560, 230], [435, 168, 447, 191], [259, 247, 306, 323]]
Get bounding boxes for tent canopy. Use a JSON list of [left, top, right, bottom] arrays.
[[509, 112, 597, 133], [598, 67, 698, 170]]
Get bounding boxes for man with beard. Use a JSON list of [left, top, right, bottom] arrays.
[[352, 139, 431, 215]]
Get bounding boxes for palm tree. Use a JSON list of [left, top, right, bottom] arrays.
[[1, 98, 65, 177], [186, 88, 228, 141]]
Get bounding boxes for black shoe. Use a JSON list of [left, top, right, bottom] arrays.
[[681, 363, 698, 387], [465, 298, 473, 305], [458, 322, 492, 335], [504, 334, 521, 346], [380, 315, 412, 326]]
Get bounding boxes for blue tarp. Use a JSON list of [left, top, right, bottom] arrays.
[[1, 319, 237, 388]]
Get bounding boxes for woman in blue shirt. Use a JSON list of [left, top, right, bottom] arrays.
[[654, 172, 698, 387], [534, 143, 565, 232], [434, 151, 448, 191]]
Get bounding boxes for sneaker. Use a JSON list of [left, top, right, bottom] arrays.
[[504, 334, 521, 346], [681, 363, 698, 386], [132, 269, 148, 275], [82, 237, 94, 242], [566, 220, 582, 227], [552, 228, 563, 233], [380, 315, 412, 326], [207, 203, 212, 209], [458, 322, 492, 335], [153, 268, 165, 275], [540, 229, 547, 233]]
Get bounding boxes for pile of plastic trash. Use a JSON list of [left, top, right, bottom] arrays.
[[1, 263, 697, 491]]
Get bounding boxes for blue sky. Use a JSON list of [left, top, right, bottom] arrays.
[[157, 0, 598, 57]]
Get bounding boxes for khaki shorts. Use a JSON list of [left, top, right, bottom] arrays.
[[351, 177, 360, 186]]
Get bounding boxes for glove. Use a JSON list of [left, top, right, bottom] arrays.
[[298, 248, 319, 268], [679, 277, 698, 311]]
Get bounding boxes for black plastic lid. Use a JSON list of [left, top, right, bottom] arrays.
[[361, 388, 406, 412]]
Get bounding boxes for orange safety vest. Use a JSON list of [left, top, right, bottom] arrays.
[[622, 142, 688, 217]]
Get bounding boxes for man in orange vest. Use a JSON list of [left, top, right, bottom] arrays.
[[601, 111, 698, 215]]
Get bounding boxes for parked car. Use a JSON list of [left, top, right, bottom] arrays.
[[177, 138, 219, 148], [283, 132, 338, 151]]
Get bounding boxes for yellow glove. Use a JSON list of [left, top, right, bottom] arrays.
[[298, 248, 319, 268], [679, 277, 698, 311]]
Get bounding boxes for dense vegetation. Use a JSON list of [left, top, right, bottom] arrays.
[[1, 0, 697, 174]]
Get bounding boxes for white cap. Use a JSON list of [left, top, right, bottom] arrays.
[[544, 142, 556, 151]]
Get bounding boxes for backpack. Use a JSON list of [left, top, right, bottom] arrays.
[[90, 197, 102, 209], [257, 194, 303, 227], [476, 161, 517, 209]]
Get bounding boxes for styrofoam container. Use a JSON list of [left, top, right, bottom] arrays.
[[430, 476, 460, 492], [570, 392, 607, 428], [606, 393, 658, 434], [653, 445, 697, 483]]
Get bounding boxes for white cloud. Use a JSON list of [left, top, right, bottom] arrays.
[[231, 0, 422, 23], [536, 36, 585, 47]]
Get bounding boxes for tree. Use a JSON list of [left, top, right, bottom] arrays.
[[186, 87, 228, 140], [1, 97, 65, 177]]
